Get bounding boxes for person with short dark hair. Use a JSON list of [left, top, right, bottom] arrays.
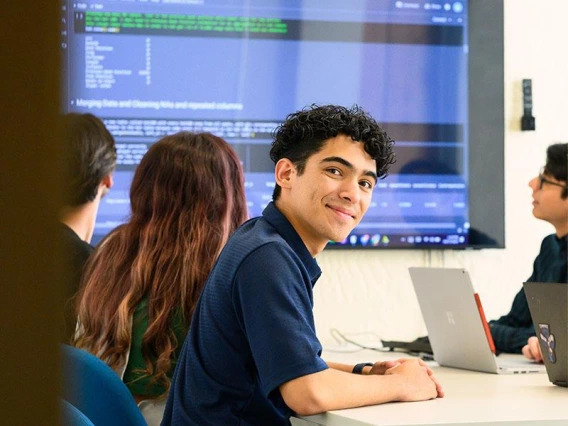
[[60, 112, 116, 341], [162, 105, 444, 426], [489, 142, 568, 356]]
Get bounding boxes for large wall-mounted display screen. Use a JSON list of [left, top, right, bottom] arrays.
[[61, 0, 504, 249]]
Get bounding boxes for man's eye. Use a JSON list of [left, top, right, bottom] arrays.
[[360, 180, 373, 190], [327, 168, 341, 175]]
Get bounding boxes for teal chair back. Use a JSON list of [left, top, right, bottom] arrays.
[[61, 344, 147, 426], [61, 399, 95, 426]]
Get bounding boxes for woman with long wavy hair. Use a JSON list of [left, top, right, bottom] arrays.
[[73, 132, 248, 425]]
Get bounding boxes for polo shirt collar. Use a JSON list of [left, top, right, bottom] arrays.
[[262, 202, 322, 282]]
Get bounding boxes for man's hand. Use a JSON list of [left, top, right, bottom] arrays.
[[384, 358, 444, 401], [368, 360, 401, 375], [522, 336, 543, 363]]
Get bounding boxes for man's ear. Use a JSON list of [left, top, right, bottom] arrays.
[[274, 159, 296, 190], [100, 174, 114, 197], [102, 173, 114, 190]]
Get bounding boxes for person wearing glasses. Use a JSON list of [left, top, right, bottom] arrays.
[[488, 142, 567, 357]]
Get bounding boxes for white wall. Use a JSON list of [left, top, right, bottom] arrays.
[[314, 0, 568, 347]]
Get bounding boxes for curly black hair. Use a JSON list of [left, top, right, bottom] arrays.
[[270, 104, 395, 200]]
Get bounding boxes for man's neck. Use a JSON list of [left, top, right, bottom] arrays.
[[273, 200, 325, 257], [60, 201, 100, 243]]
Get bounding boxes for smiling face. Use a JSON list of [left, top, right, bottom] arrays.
[[274, 134, 377, 256], [529, 171, 568, 236]]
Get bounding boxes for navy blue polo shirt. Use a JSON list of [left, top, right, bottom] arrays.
[[162, 202, 328, 426], [489, 234, 567, 353]]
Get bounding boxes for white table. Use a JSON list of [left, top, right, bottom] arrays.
[[292, 349, 567, 426]]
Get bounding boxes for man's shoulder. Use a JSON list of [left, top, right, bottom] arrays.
[[539, 233, 563, 252], [225, 215, 291, 255], [532, 234, 567, 271], [60, 223, 94, 257], [214, 217, 302, 281], [541, 233, 557, 243]]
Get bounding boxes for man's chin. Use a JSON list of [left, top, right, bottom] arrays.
[[328, 230, 356, 244]]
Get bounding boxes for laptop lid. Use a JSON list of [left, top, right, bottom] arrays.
[[409, 267, 544, 374], [523, 282, 568, 387], [409, 267, 499, 373]]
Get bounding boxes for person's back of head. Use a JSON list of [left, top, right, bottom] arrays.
[[62, 113, 117, 207], [60, 113, 117, 341], [128, 131, 248, 243], [74, 131, 248, 397], [269, 104, 395, 200]]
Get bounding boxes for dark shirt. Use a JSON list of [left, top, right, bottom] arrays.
[[60, 223, 93, 342], [161, 202, 327, 426], [489, 234, 568, 353], [123, 298, 187, 398]]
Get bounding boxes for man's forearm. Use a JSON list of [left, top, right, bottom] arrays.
[[280, 368, 407, 415], [326, 360, 372, 374]]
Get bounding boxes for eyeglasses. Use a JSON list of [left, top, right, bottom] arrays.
[[538, 168, 568, 191]]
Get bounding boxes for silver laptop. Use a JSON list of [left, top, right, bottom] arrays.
[[523, 282, 567, 386], [409, 267, 545, 374]]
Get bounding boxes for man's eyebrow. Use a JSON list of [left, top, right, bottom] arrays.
[[320, 156, 378, 183]]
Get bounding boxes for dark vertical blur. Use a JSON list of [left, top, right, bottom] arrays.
[[0, 3, 63, 425]]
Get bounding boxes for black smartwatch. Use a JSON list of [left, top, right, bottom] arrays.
[[352, 362, 374, 374]]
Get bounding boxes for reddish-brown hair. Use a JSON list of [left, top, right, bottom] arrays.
[[73, 132, 248, 395]]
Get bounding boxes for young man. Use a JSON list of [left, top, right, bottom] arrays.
[[489, 143, 567, 357], [162, 105, 443, 426], [60, 113, 116, 341]]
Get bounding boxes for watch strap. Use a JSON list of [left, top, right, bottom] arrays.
[[352, 362, 374, 374]]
